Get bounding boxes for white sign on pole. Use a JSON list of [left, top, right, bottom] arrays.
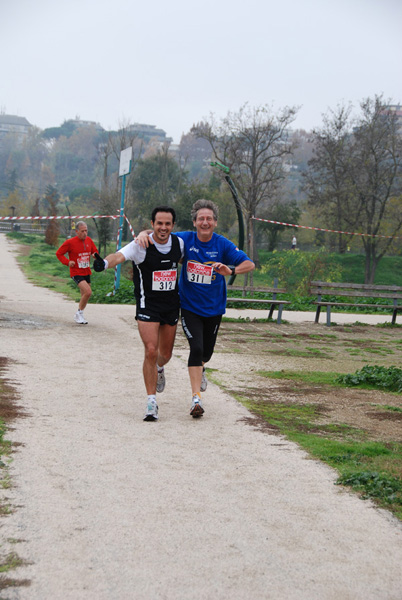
[[119, 147, 133, 176]]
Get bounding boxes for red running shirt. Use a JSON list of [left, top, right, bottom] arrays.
[[56, 235, 98, 276]]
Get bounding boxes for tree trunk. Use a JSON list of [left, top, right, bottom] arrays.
[[364, 240, 378, 284], [243, 216, 253, 287], [337, 232, 347, 254]]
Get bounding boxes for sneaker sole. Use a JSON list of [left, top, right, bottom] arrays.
[[190, 404, 204, 418], [143, 414, 158, 421]]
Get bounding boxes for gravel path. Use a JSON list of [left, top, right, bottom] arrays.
[[1, 233, 402, 600]]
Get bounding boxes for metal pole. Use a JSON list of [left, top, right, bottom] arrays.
[[210, 161, 245, 285], [114, 173, 126, 293]]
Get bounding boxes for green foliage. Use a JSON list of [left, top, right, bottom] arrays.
[[90, 273, 135, 304], [257, 251, 402, 287], [131, 153, 182, 215], [337, 365, 402, 393], [41, 120, 79, 139], [261, 248, 342, 296], [68, 186, 99, 204], [337, 471, 402, 505]]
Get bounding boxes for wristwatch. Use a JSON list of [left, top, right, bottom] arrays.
[[230, 266, 236, 276]]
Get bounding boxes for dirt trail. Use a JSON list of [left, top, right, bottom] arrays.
[[0, 233, 402, 600]]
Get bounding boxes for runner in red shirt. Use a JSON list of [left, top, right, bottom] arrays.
[[56, 221, 98, 324]]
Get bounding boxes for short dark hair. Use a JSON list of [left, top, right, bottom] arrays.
[[151, 206, 176, 223]]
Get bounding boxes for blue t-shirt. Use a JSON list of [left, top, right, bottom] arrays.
[[175, 231, 251, 317]]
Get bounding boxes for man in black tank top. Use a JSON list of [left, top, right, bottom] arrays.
[[93, 206, 184, 421]]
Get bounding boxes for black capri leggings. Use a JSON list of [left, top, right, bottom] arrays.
[[181, 308, 222, 367]]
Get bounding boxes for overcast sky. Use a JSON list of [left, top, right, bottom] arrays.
[[2, 0, 401, 143]]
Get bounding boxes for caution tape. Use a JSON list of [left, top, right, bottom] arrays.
[[0, 213, 136, 239], [0, 214, 119, 221], [252, 216, 400, 240]]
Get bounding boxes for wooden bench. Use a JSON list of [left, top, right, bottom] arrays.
[[310, 281, 402, 326], [226, 279, 290, 323]]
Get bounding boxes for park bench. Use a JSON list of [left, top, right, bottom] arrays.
[[226, 279, 290, 323], [310, 281, 402, 326]]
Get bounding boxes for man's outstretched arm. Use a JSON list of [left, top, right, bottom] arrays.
[[93, 251, 125, 271]]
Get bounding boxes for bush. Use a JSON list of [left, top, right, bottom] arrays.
[[261, 248, 342, 296], [337, 365, 402, 393]]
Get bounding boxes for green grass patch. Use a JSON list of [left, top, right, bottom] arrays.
[[373, 404, 402, 413], [0, 553, 31, 590], [0, 553, 24, 574], [271, 348, 332, 359], [0, 360, 31, 590], [256, 370, 341, 386]]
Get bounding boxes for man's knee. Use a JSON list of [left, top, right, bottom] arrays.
[[144, 344, 158, 362], [80, 284, 92, 300], [159, 347, 173, 363]]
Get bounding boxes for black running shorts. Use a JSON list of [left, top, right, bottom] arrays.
[[136, 305, 179, 326], [72, 275, 91, 285]]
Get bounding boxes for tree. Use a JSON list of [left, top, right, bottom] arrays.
[[349, 97, 402, 282], [130, 148, 183, 219], [44, 185, 60, 246], [305, 95, 402, 282], [303, 104, 354, 253], [191, 103, 298, 273]]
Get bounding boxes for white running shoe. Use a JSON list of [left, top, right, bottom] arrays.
[[190, 395, 204, 418], [74, 311, 87, 324], [200, 368, 208, 392], [156, 368, 165, 393], [79, 310, 88, 324], [143, 400, 159, 421]]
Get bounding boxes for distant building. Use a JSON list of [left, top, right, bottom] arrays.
[[380, 105, 402, 127], [0, 114, 32, 142], [125, 123, 172, 143], [67, 118, 105, 133]]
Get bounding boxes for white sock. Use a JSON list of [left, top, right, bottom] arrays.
[[148, 395, 156, 403], [157, 365, 164, 372]]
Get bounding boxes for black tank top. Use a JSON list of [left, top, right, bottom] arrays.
[[133, 235, 181, 310]]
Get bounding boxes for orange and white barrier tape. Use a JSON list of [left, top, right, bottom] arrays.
[[0, 214, 119, 221], [0, 214, 136, 238], [252, 216, 400, 240]]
